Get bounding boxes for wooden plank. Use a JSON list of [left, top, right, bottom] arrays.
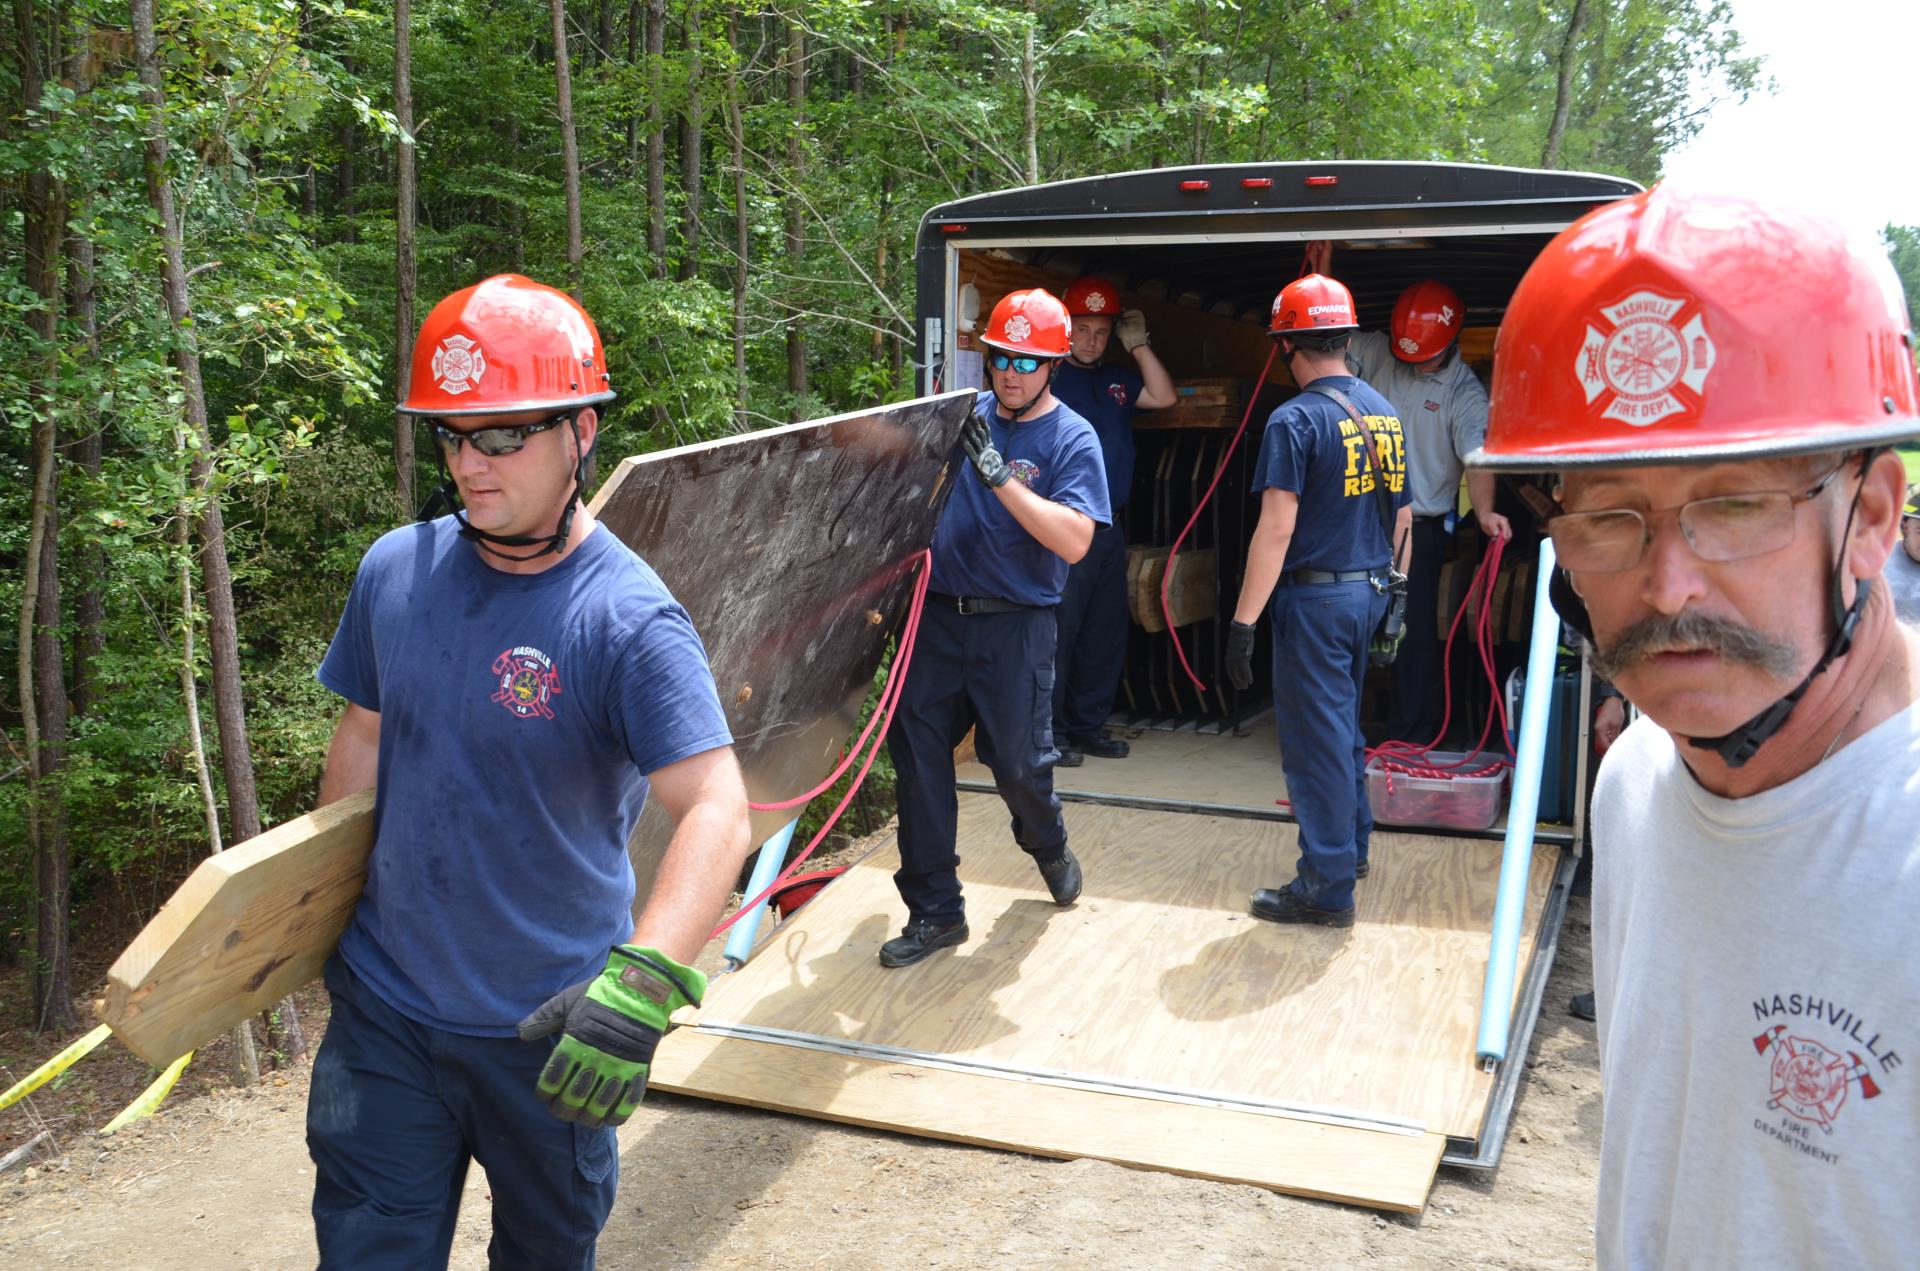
[[98, 791, 375, 1066], [1163, 548, 1218, 627], [1128, 547, 1171, 631], [688, 795, 1557, 1142], [650, 1028, 1447, 1213]]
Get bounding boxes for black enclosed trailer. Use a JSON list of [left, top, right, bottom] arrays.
[[910, 160, 1636, 1154]]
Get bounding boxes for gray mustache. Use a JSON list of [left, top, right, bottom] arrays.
[[1589, 610, 1801, 681]]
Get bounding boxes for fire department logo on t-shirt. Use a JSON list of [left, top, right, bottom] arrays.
[[491, 645, 563, 720], [1009, 459, 1040, 487], [432, 334, 487, 396], [1574, 289, 1714, 427], [1754, 1025, 1881, 1135], [1107, 383, 1130, 407]]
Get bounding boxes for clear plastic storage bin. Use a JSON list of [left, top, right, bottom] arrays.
[[1365, 750, 1510, 831]]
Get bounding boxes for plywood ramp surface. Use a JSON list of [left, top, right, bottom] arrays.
[[963, 724, 1289, 814], [653, 795, 1557, 1210]]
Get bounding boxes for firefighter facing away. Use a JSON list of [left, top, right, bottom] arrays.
[[307, 274, 752, 1268], [1225, 272, 1411, 926]]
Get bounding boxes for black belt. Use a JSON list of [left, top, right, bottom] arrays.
[[928, 592, 1032, 615], [1283, 568, 1379, 587]]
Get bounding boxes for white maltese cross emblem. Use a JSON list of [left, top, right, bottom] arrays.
[[1004, 315, 1032, 343], [1574, 290, 1714, 427], [432, 334, 487, 396]]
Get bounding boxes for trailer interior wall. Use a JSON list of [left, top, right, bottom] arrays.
[[932, 229, 1566, 743]]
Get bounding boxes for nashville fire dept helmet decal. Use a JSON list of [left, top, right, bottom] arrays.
[[432, 333, 488, 396], [1003, 315, 1033, 344], [1575, 289, 1715, 427], [491, 645, 563, 720]]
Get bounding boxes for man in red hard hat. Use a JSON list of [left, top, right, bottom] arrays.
[[1347, 278, 1512, 744], [883, 287, 1110, 967], [308, 275, 752, 1267], [1465, 187, 1920, 1268], [1225, 273, 1411, 926], [1048, 276, 1176, 766]]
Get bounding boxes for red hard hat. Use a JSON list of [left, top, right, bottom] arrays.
[[1269, 273, 1358, 336], [1391, 280, 1464, 362], [1469, 185, 1920, 471], [1062, 276, 1123, 318], [400, 274, 615, 417], [983, 289, 1072, 358]]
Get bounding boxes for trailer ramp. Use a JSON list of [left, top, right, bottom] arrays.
[[650, 792, 1559, 1212]]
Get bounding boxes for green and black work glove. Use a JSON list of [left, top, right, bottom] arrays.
[[961, 415, 1012, 489], [516, 945, 706, 1129], [1225, 620, 1258, 691]]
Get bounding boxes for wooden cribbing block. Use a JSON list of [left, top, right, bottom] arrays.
[[1128, 547, 1171, 631], [98, 791, 376, 1066], [1163, 549, 1218, 627]]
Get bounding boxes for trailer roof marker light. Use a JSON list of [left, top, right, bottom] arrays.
[[1241, 177, 1274, 190], [1178, 180, 1210, 192], [938, 223, 970, 234], [1305, 175, 1339, 187]]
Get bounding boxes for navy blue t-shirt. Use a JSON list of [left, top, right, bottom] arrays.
[[1250, 376, 1411, 574], [929, 391, 1110, 606], [1052, 362, 1144, 512], [318, 518, 734, 1035]]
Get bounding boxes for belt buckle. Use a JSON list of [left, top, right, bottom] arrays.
[[954, 594, 973, 615]]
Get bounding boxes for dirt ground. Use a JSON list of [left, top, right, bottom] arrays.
[[0, 892, 1601, 1270]]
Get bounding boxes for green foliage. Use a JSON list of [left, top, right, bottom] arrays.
[[1, 0, 1773, 954], [1883, 224, 1920, 339]]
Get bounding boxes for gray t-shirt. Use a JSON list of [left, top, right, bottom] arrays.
[[1590, 701, 1920, 1270], [1347, 329, 1488, 517], [1884, 549, 1920, 624]]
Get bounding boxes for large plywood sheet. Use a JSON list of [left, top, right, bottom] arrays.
[[652, 795, 1558, 1208], [592, 393, 974, 870]]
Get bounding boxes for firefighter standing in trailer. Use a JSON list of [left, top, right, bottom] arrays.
[[882, 288, 1111, 968], [1346, 280, 1512, 743], [1049, 276, 1177, 764], [1224, 273, 1411, 926], [1465, 186, 1920, 1268], [308, 275, 752, 1268]]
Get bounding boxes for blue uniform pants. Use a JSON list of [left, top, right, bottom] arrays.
[[307, 955, 618, 1270], [1052, 522, 1130, 738], [1270, 579, 1388, 911], [889, 602, 1067, 925]]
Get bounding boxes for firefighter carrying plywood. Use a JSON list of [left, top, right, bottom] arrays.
[[1466, 185, 1920, 1269]]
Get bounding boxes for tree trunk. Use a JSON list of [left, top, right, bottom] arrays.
[[645, 0, 667, 277], [1020, 3, 1039, 185], [626, 0, 641, 172], [595, 0, 613, 65], [1541, 0, 1591, 168], [676, 0, 703, 282], [63, 22, 104, 724], [727, 6, 748, 426], [552, 0, 585, 294], [336, 57, 356, 238], [14, 0, 76, 1034], [171, 494, 258, 1084], [134, 0, 266, 1080], [394, 0, 418, 512], [784, 16, 807, 412]]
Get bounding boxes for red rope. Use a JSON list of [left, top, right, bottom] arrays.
[[710, 549, 933, 940], [1164, 343, 1280, 692]]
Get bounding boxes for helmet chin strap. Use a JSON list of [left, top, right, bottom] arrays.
[[1550, 450, 1882, 769], [416, 410, 592, 562]]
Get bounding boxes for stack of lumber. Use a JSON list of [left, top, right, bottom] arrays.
[[1138, 377, 1243, 430], [1127, 547, 1217, 631]]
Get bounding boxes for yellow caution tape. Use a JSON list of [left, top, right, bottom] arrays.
[[0, 1023, 112, 1114], [100, 1050, 193, 1135]]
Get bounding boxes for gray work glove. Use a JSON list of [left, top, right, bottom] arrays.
[[1116, 309, 1150, 352], [961, 415, 1012, 489], [1225, 620, 1257, 691]]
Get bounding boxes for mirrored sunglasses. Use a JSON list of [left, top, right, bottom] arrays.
[[428, 411, 572, 457], [988, 353, 1046, 374]]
